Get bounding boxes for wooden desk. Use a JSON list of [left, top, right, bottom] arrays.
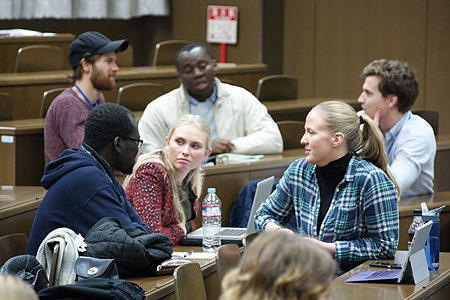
[[0, 185, 46, 238], [398, 192, 450, 252], [263, 98, 360, 122], [0, 63, 266, 120], [129, 245, 220, 300], [0, 33, 75, 73], [330, 251, 450, 300], [0, 118, 46, 185], [200, 149, 303, 229]]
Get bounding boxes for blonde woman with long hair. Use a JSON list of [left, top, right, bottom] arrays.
[[255, 100, 399, 273], [124, 114, 212, 245], [220, 231, 336, 300]]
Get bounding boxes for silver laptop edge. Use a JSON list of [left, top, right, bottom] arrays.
[[185, 176, 275, 240]]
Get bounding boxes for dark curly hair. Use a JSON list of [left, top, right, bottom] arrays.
[[174, 43, 215, 70], [83, 103, 135, 151], [361, 59, 419, 113]]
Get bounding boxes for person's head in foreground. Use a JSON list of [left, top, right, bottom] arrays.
[[220, 231, 336, 300], [0, 274, 38, 300]]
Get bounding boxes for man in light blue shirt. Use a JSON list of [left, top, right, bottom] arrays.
[[139, 44, 283, 155], [189, 85, 218, 141], [357, 59, 436, 198]]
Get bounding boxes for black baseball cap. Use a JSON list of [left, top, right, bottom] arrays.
[[68, 31, 129, 70]]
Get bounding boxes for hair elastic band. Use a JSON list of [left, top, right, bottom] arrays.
[[359, 115, 365, 125]]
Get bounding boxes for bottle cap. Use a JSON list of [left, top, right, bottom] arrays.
[[207, 188, 216, 193], [422, 205, 445, 222], [413, 209, 422, 216], [422, 214, 439, 222]]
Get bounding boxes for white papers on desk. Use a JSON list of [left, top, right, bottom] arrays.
[[172, 252, 216, 260], [216, 62, 238, 68], [216, 153, 264, 164], [0, 29, 56, 37]]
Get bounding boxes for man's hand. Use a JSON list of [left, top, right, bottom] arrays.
[[371, 109, 381, 127], [211, 138, 235, 154], [361, 109, 381, 127]]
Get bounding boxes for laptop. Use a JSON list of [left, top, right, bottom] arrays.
[[345, 220, 432, 285], [179, 176, 275, 246]]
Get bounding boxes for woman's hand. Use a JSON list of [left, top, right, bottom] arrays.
[[302, 236, 336, 255], [264, 221, 295, 234]]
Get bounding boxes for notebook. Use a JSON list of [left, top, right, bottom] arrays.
[[171, 251, 216, 260], [345, 220, 432, 284], [179, 176, 275, 246]]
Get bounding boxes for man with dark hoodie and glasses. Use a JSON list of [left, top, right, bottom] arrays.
[[26, 103, 151, 256]]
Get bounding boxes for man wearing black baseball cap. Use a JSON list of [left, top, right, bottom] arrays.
[[44, 31, 129, 162]]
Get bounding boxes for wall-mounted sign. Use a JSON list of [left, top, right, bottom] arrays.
[[207, 6, 238, 44]]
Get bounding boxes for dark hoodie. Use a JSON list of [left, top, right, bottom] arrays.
[[26, 144, 151, 256]]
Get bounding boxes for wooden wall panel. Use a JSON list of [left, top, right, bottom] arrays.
[[425, 0, 450, 137], [283, 0, 316, 98], [435, 146, 450, 192], [262, 0, 284, 75], [314, 0, 427, 103], [171, 0, 261, 64]]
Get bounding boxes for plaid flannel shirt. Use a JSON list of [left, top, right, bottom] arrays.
[[254, 156, 399, 269]]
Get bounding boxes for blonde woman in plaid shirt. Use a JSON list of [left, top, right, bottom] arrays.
[[255, 100, 399, 272]]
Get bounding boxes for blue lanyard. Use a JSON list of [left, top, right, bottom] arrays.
[[74, 84, 99, 108], [387, 140, 395, 155]]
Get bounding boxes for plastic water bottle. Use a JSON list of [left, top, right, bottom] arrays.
[[425, 217, 439, 270], [423, 208, 443, 271], [202, 188, 221, 252], [408, 209, 424, 249]]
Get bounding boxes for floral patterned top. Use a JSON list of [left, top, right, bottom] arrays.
[[125, 156, 198, 245]]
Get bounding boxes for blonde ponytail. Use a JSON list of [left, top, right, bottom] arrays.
[[315, 100, 399, 195]]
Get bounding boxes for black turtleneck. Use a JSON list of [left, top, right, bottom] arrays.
[[315, 153, 352, 235]]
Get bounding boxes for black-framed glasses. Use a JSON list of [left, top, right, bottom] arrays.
[[123, 136, 143, 148]]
